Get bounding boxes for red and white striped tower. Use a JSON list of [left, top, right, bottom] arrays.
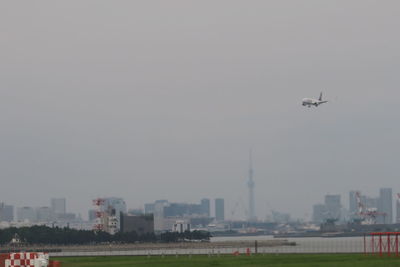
[[92, 198, 105, 231]]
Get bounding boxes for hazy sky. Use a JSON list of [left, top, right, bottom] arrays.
[[1, 1, 400, 220]]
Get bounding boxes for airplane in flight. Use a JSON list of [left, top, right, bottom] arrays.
[[302, 92, 328, 107]]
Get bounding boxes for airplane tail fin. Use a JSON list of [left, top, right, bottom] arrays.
[[319, 92, 323, 101]]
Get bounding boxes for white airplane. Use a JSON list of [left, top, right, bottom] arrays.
[[302, 92, 328, 107]]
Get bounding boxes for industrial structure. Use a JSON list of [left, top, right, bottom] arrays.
[[366, 232, 400, 257], [355, 191, 386, 224]]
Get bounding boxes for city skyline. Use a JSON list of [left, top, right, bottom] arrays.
[[2, 185, 400, 224]]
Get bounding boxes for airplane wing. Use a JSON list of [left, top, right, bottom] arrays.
[[319, 101, 328, 104]]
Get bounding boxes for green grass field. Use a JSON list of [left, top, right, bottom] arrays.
[[56, 254, 400, 267]]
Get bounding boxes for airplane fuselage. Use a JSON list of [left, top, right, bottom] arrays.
[[302, 97, 327, 107], [302, 98, 320, 107]]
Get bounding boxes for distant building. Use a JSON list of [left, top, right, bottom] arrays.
[[102, 197, 127, 230], [144, 203, 155, 214], [271, 211, 291, 223], [149, 199, 212, 231], [164, 203, 208, 217], [312, 194, 343, 224], [92, 197, 127, 233], [57, 213, 77, 221], [350, 191, 385, 224], [128, 209, 144, 215], [365, 197, 379, 210], [189, 217, 213, 227], [36, 207, 53, 222], [201, 198, 210, 217], [378, 188, 392, 224], [172, 220, 190, 233], [0, 203, 14, 222], [17, 207, 36, 222], [349, 191, 358, 218], [312, 204, 327, 224], [324, 195, 341, 220], [215, 198, 225, 222], [120, 213, 154, 235], [51, 198, 66, 215], [88, 209, 97, 221], [153, 200, 167, 231]]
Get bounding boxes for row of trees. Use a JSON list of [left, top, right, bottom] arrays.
[[0, 226, 211, 245]]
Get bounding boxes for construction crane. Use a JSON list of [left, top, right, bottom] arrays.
[[355, 191, 386, 224]]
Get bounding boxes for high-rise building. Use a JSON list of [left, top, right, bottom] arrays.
[[215, 198, 225, 222], [0, 203, 14, 222], [88, 209, 97, 221], [17, 207, 36, 222], [201, 198, 210, 217], [312, 204, 327, 224], [102, 197, 127, 230], [128, 209, 144, 215], [163, 202, 206, 217], [144, 203, 155, 214], [378, 188, 392, 224], [151, 199, 211, 218], [149, 199, 212, 231], [365, 197, 379, 210], [51, 198, 66, 215], [349, 191, 358, 217], [36, 207, 53, 222], [153, 200, 168, 231], [57, 212, 77, 221], [324, 194, 341, 220]]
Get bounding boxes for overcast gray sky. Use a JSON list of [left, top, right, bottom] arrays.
[[1, 1, 400, 220]]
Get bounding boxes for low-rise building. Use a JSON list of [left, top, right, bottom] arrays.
[[120, 213, 154, 235]]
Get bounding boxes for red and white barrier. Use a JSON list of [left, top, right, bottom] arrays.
[[4, 253, 49, 267]]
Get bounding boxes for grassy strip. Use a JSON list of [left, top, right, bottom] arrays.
[[56, 254, 400, 267]]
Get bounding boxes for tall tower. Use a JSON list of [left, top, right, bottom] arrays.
[[247, 149, 256, 221]]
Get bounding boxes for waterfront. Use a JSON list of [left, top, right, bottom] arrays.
[[211, 235, 364, 253], [44, 235, 366, 257]]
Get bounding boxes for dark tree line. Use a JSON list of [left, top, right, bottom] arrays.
[[0, 226, 210, 245]]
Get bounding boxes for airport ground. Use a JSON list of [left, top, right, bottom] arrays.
[[57, 254, 400, 267]]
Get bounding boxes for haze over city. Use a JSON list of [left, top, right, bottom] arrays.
[[1, 1, 400, 220]]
